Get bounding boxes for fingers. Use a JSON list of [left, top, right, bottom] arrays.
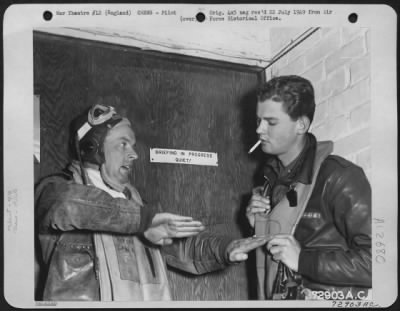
[[266, 235, 293, 251], [265, 235, 301, 270], [165, 214, 194, 222], [247, 195, 270, 213], [246, 195, 270, 229], [230, 253, 248, 262], [246, 191, 271, 228], [228, 237, 267, 262], [246, 206, 269, 215], [268, 245, 281, 255], [246, 199, 270, 229], [152, 213, 193, 226], [161, 238, 173, 245], [171, 220, 204, 227], [153, 213, 206, 230], [165, 220, 205, 238], [270, 250, 283, 262], [231, 237, 268, 253], [249, 194, 270, 206], [267, 237, 289, 247], [241, 237, 268, 252], [173, 231, 203, 238], [167, 220, 205, 233], [268, 241, 286, 262], [169, 226, 205, 234], [153, 238, 174, 246], [271, 234, 295, 239]]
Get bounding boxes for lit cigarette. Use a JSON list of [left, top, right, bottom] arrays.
[[248, 140, 261, 154]]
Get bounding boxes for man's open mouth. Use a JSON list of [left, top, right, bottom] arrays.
[[121, 165, 131, 171]]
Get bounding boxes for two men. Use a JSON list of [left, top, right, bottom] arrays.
[[246, 75, 371, 300], [35, 104, 266, 301], [36, 74, 372, 301]]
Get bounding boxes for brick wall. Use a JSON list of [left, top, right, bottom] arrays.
[[267, 27, 371, 180]]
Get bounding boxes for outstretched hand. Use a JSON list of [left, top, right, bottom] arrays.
[[144, 213, 205, 246], [226, 236, 268, 262]]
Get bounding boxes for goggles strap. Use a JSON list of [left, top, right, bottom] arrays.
[[75, 133, 89, 185], [77, 122, 92, 141]]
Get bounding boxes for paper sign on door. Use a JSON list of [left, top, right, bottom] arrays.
[[150, 148, 218, 166]]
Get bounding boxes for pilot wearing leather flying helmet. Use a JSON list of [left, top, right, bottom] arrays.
[[35, 104, 267, 301]]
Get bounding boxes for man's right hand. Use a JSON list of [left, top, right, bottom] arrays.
[[246, 186, 271, 228], [144, 213, 205, 246]]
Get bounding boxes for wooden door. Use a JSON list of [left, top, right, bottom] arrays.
[[34, 32, 264, 300]]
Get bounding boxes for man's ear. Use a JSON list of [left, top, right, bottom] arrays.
[[296, 116, 310, 134]]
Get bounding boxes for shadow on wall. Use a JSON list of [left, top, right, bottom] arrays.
[[236, 88, 267, 299], [238, 87, 266, 184]]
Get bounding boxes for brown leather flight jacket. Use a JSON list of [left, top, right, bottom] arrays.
[[35, 172, 232, 301], [295, 154, 372, 297]]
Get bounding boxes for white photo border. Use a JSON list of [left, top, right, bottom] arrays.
[[3, 3, 397, 308]]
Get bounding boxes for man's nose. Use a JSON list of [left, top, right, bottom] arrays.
[[256, 121, 267, 134], [127, 149, 138, 161]]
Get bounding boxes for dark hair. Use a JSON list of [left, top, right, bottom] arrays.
[[257, 75, 315, 124]]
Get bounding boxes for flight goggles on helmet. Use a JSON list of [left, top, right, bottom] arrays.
[[77, 104, 123, 141]]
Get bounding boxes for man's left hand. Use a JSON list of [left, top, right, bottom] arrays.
[[226, 236, 268, 262], [266, 234, 301, 272], [144, 213, 205, 246]]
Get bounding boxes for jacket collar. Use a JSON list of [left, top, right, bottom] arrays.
[[66, 160, 142, 205], [264, 133, 317, 185]]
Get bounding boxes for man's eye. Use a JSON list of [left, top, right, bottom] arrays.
[[268, 121, 277, 126]]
